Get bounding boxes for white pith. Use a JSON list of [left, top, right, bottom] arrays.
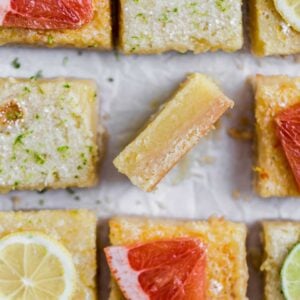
[[0, 0, 10, 24]]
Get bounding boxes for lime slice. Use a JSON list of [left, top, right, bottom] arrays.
[[281, 242, 300, 300], [0, 231, 77, 299], [274, 0, 300, 32]]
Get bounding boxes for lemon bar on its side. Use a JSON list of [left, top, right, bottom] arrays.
[[0, 210, 97, 299], [119, 0, 243, 54], [249, 0, 300, 56], [0, 78, 102, 193], [261, 221, 300, 300], [107, 217, 248, 300], [114, 73, 234, 192], [0, 0, 112, 49], [253, 75, 300, 197]]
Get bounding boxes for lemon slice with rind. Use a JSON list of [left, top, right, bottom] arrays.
[[274, 0, 300, 32], [281, 242, 300, 300], [0, 232, 76, 299]]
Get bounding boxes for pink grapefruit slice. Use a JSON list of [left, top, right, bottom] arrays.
[[276, 103, 300, 190], [105, 238, 207, 300], [0, 0, 93, 30]]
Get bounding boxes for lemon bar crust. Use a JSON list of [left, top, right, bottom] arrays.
[[119, 0, 243, 54], [114, 73, 234, 192], [108, 217, 248, 300], [249, 0, 300, 56], [261, 221, 300, 300], [253, 75, 300, 197], [0, 77, 102, 193], [0, 0, 112, 49], [0, 210, 97, 300]]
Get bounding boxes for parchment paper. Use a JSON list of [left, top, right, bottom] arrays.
[[0, 46, 300, 299]]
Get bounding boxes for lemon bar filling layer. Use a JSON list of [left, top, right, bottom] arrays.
[[114, 73, 234, 191]]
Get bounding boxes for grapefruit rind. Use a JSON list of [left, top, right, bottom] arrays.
[[105, 246, 148, 300]]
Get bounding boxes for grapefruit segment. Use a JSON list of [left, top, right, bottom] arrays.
[[0, 0, 93, 30], [105, 238, 207, 300], [276, 103, 300, 190]]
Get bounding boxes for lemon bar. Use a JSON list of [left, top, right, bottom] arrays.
[[0, 210, 97, 299], [249, 0, 300, 56], [114, 73, 234, 192], [107, 217, 248, 300], [261, 221, 300, 300], [253, 75, 300, 197], [0, 77, 102, 193], [0, 0, 112, 49], [119, 0, 243, 54]]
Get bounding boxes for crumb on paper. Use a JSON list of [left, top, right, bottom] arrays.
[[248, 247, 262, 271], [232, 190, 241, 200], [11, 196, 21, 210], [228, 128, 253, 140], [228, 116, 253, 141], [102, 113, 111, 121], [199, 156, 216, 165]]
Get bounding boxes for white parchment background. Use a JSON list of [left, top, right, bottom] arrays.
[[0, 46, 300, 299]]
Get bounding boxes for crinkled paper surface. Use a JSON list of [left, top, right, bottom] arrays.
[[0, 46, 299, 299]]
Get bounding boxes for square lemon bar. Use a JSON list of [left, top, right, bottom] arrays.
[[114, 73, 234, 192], [0, 77, 102, 193], [0, 210, 97, 299], [0, 0, 112, 49], [253, 75, 300, 197], [108, 217, 248, 300], [261, 221, 300, 300], [119, 0, 243, 54], [249, 0, 300, 56]]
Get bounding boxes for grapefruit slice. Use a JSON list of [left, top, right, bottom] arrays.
[[276, 103, 300, 190], [0, 0, 93, 30], [105, 238, 207, 300]]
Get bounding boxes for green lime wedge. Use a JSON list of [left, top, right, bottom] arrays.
[[281, 242, 300, 300]]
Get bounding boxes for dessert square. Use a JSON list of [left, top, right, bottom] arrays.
[[253, 75, 300, 197], [249, 0, 300, 56], [0, 77, 102, 192], [107, 217, 248, 299], [0, 0, 112, 49], [114, 73, 234, 192], [0, 210, 97, 299], [261, 221, 300, 300], [119, 0, 243, 54]]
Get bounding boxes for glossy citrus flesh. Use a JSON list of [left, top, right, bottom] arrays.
[[0, 232, 76, 299], [105, 238, 207, 300], [281, 242, 300, 300], [276, 103, 300, 190], [1, 0, 93, 30]]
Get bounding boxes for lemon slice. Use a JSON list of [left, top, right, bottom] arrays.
[[274, 0, 300, 32], [0, 232, 76, 299], [281, 242, 300, 300]]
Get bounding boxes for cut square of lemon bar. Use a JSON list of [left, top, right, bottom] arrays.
[[0, 210, 97, 299], [119, 0, 243, 54], [107, 217, 248, 300], [0, 77, 102, 193], [261, 221, 300, 300], [253, 75, 300, 197], [249, 0, 300, 56], [113, 73, 234, 192], [0, 0, 112, 49]]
